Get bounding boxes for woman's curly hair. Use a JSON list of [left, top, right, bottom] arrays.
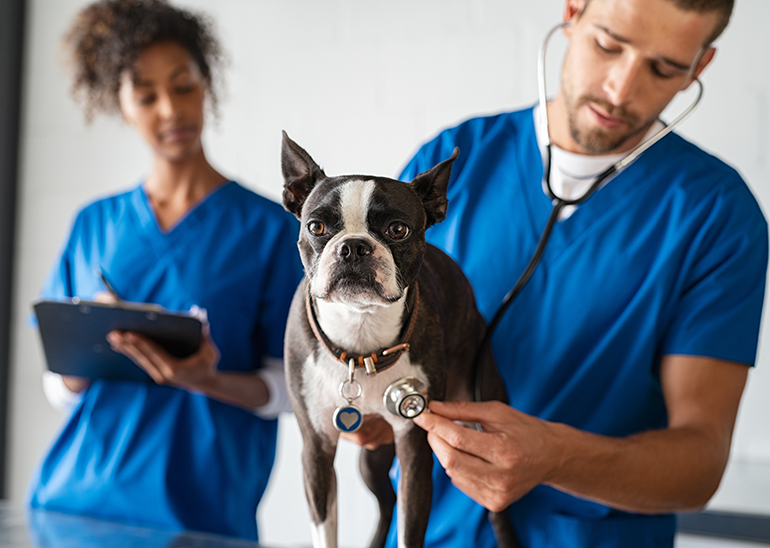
[[63, 0, 225, 121]]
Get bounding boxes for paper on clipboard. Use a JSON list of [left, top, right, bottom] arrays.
[[33, 299, 203, 383]]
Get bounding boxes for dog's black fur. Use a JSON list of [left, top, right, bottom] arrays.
[[281, 132, 515, 548]]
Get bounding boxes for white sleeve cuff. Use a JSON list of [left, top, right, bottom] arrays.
[[253, 356, 293, 419], [42, 371, 83, 412]]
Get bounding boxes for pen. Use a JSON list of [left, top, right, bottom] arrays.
[[97, 269, 121, 302]]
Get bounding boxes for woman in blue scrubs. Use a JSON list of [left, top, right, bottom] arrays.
[[26, 0, 303, 540]]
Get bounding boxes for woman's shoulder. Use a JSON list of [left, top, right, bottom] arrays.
[[219, 181, 292, 218], [215, 182, 299, 242], [71, 185, 142, 227]]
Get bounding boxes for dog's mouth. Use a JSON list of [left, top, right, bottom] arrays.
[[328, 273, 382, 298], [317, 266, 401, 305]]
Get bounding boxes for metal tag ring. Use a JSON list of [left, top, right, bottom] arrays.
[[339, 379, 363, 402]]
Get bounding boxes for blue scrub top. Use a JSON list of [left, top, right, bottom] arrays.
[[387, 107, 768, 547], [27, 181, 304, 540]]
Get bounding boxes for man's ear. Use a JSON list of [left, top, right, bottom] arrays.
[[281, 131, 326, 218], [407, 148, 459, 229], [689, 46, 716, 85], [563, 0, 587, 35]]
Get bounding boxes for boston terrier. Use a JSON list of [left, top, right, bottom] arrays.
[[281, 132, 516, 548]]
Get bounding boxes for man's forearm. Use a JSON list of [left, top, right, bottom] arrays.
[[416, 358, 747, 515], [544, 421, 729, 513]]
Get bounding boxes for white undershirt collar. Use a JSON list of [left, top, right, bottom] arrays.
[[532, 104, 664, 219]]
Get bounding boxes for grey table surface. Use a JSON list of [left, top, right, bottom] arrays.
[[0, 501, 273, 548]]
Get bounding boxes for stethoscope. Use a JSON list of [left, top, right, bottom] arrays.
[[473, 21, 705, 400]]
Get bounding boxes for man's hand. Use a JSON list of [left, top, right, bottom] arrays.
[[413, 400, 562, 512], [413, 356, 748, 515]]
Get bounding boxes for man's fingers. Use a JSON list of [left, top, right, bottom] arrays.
[[424, 400, 511, 431], [426, 430, 504, 508], [414, 408, 495, 462]]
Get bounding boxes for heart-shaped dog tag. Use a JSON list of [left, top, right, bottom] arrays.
[[333, 404, 363, 433]]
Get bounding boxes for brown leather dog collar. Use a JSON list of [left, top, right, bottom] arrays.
[[305, 282, 419, 375]]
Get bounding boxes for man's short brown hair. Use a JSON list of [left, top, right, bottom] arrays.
[[582, 0, 734, 45]]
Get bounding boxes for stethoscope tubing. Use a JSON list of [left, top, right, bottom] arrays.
[[468, 24, 706, 548], [473, 23, 704, 399]]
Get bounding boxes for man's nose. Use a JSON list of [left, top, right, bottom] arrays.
[[603, 56, 642, 106]]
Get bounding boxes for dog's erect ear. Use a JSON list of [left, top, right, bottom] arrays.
[[281, 131, 327, 218], [408, 147, 459, 229]]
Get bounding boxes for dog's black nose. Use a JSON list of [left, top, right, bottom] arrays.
[[337, 238, 373, 261]]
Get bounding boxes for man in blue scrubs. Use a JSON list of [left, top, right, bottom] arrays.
[[368, 0, 767, 546]]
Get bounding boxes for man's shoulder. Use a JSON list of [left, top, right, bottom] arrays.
[[432, 105, 536, 147], [663, 133, 739, 175], [400, 106, 537, 180], [659, 133, 757, 197], [648, 133, 767, 228]]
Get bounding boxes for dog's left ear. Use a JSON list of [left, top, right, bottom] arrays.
[[281, 131, 327, 218], [408, 147, 459, 229]]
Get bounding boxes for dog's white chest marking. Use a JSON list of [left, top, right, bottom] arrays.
[[303, 350, 428, 441], [302, 292, 428, 440]]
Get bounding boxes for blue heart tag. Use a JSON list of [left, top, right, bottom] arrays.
[[333, 404, 363, 433]]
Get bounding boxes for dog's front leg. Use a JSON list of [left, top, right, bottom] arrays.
[[360, 442, 396, 548], [394, 425, 433, 548], [303, 431, 338, 548]]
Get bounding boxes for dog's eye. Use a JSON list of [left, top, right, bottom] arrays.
[[386, 222, 409, 240], [308, 221, 325, 236]]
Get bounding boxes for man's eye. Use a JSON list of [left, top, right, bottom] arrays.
[[651, 63, 680, 79], [595, 39, 618, 54], [308, 221, 325, 236], [386, 222, 410, 240]]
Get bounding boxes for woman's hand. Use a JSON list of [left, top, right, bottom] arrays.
[[340, 414, 395, 449], [106, 327, 273, 410], [62, 375, 91, 393], [107, 326, 220, 391]]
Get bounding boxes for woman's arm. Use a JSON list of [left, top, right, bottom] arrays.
[[106, 329, 283, 412]]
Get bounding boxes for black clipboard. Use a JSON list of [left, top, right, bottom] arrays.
[[33, 299, 203, 383]]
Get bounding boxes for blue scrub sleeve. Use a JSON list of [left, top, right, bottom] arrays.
[[661, 183, 768, 365], [254, 211, 303, 360], [40, 213, 83, 300]]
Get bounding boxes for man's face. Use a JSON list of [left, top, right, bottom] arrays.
[[558, 0, 718, 154]]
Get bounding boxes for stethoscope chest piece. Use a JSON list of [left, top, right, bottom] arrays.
[[384, 377, 428, 419]]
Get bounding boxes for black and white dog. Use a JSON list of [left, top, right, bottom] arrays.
[[281, 133, 514, 548]]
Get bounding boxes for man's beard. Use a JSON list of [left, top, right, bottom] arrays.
[[565, 94, 653, 155], [560, 59, 656, 155]]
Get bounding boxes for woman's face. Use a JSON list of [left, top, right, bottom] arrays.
[[118, 41, 207, 163]]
